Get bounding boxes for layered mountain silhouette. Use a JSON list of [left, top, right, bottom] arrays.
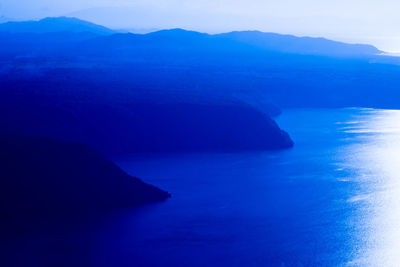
[[2, 16, 399, 219], [2, 17, 399, 110], [0, 17, 304, 154], [3, 17, 400, 156], [0, 17, 382, 58]]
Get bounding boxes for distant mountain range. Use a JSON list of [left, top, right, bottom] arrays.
[[216, 31, 381, 57], [2, 17, 400, 120], [0, 17, 114, 35], [0, 17, 382, 57]]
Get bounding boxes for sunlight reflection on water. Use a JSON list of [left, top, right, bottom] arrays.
[[337, 109, 400, 266]]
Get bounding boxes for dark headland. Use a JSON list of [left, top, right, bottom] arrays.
[[0, 74, 294, 155], [0, 135, 171, 224]]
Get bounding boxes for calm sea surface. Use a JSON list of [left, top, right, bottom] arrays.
[[4, 108, 400, 266]]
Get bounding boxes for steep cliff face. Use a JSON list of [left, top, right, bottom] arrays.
[[0, 136, 171, 223]]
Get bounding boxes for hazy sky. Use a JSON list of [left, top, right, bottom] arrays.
[[1, 0, 400, 51]]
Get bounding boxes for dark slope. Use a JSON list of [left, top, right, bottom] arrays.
[[0, 17, 114, 35], [0, 75, 293, 155], [0, 135, 170, 223]]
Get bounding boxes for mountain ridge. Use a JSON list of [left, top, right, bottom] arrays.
[[0, 17, 382, 57], [0, 16, 115, 35]]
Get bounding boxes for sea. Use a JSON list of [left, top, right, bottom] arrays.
[[4, 108, 400, 266]]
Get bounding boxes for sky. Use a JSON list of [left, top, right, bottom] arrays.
[[1, 0, 400, 52]]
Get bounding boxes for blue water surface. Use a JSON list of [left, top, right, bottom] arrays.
[[5, 108, 400, 266]]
